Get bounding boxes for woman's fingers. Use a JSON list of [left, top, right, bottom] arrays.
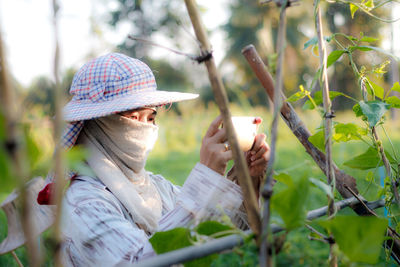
[[200, 115, 233, 175], [209, 127, 227, 143], [252, 143, 270, 160], [251, 155, 268, 166], [251, 133, 266, 152], [204, 115, 223, 138]]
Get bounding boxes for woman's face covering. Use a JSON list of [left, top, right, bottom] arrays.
[[119, 108, 157, 125]]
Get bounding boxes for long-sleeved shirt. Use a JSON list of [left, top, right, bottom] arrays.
[[61, 163, 247, 266]]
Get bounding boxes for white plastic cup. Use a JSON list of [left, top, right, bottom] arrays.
[[230, 116, 261, 151]]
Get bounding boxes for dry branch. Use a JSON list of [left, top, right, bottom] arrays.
[[183, 0, 261, 237], [260, 4, 287, 267], [241, 45, 358, 200]]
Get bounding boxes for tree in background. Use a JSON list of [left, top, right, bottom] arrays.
[[24, 68, 75, 117], [221, 0, 390, 110], [106, 0, 197, 105], [323, 2, 388, 110]]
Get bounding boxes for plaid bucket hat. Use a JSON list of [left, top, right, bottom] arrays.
[[37, 52, 198, 204], [61, 52, 198, 149]]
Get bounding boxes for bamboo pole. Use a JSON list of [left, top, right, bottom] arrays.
[[259, 4, 287, 267], [129, 197, 385, 267], [315, 3, 337, 266], [183, 0, 261, 237], [0, 25, 40, 267], [51, 0, 66, 265]]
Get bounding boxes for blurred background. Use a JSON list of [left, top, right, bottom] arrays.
[[1, 0, 400, 265]]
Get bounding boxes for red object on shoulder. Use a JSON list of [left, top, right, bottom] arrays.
[[37, 174, 78, 205], [37, 182, 54, 205]]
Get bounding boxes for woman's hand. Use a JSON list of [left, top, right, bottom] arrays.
[[227, 133, 270, 198], [245, 133, 270, 197], [245, 133, 270, 178], [200, 116, 233, 175]]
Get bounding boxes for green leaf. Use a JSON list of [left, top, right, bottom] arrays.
[[302, 99, 315, 110], [0, 148, 16, 193], [24, 126, 41, 170], [211, 239, 258, 267], [309, 177, 333, 198], [360, 36, 378, 43], [350, 46, 400, 61], [391, 82, 400, 93], [304, 36, 318, 50], [303, 91, 343, 110], [333, 123, 365, 142], [368, 79, 384, 99], [150, 227, 192, 254], [349, 46, 373, 52], [358, 100, 390, 127], [195, 221, 233, 237], [327, 50, 345, 68], [211, 253, 241, 267], [186, 254, 218, 267], [363, 0, 374, 9], [274, 172, 294, 187], [0, 113, 5, 141], [365, 171, 374, 182], [385, 96, 400, 108], [308, 130, 325, 152], [271, 175, 309, 230], [319, 215, 388, 264], [350, 3, 359, 18], [352, 103, 363, 117], [343, 146, 395, 170], [372, 60, 390, 76], [287, 91, 307, 102]]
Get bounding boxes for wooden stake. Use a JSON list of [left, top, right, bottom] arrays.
[[0, 24, 41, 267], [51, 1, 66, 265], [183, 0, 261, 237], [259, 4, 287, 267], [315, 3, 337, 266]]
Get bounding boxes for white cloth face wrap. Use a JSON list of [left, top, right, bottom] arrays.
[[78, 114, 162, 232]]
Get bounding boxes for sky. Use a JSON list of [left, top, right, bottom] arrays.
[[1, 1, 399, 87], [0, 0, 228, 87]]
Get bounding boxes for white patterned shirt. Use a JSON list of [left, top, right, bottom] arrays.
[[61, 163, 247, 266]]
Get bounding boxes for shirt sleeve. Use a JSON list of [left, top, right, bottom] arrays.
[[62, 179, 151, 266], [62, 163, 244, 266]]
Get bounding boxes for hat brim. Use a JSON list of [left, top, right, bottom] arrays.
[[63, 90, 199, 122]]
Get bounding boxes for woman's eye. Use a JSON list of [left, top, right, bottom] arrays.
[[131, 115, 138, 120]]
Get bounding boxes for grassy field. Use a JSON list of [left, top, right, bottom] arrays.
[[1, 102, 399, 266]]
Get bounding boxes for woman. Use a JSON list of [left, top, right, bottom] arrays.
[[38, 53, 270, 266]]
